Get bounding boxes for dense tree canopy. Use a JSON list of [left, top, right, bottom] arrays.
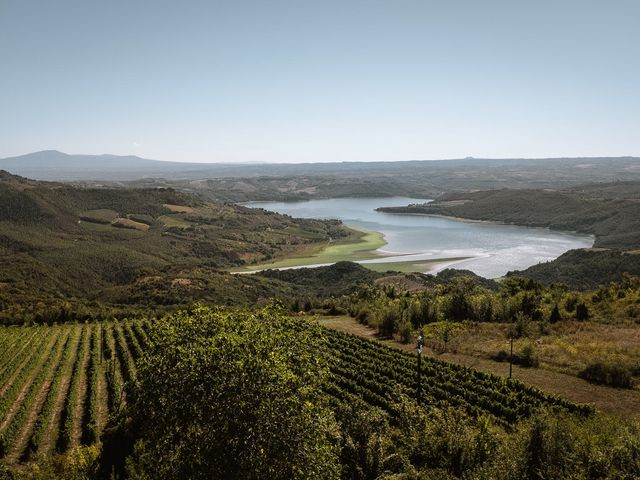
[[125, 305, 340, 480]]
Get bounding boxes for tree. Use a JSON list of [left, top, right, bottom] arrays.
[[548, 304, 561, 324], [575, 303, 590, 321], [445, 286, 473, 321], [125, 305, 340, 480], [379, 306, 399, 338]]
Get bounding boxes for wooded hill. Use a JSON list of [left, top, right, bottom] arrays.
[[0, 171, 358, 321], [374, 182, 640, 288], [377, 182, 640, 250]]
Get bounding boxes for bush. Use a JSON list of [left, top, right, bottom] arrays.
[[397, 318, 412, 344], [124, 305, 340, 480], [379, 306, 400, 338], [493, 350, 510, 363], [548, 304, 561, 323], [575, 302, 590, 321], [491, 345, 539, 368], [579, 362, 633, 389], [519, 345, 539, 368], [508, 313, 531, 339]]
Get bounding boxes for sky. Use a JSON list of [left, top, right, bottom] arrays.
[[1, 0, 639, 163]]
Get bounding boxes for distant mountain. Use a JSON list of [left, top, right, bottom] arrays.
[[0, 150, 222, 181], [1, 150, 640, 183]]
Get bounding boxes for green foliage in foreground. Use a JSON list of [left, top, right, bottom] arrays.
[[1, 307, 639, 479], [123, 306, 340, 480]]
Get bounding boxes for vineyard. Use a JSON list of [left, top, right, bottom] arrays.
[[0, 321, 147, 466], [323, 329, 592, 426], [0, 319, 591, 467]]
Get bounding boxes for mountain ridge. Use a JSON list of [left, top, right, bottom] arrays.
[[2, 150, 640, 182]]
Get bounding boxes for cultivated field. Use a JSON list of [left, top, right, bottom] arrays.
[[0, 318, 593, 468], [0, 321, 146, 465]]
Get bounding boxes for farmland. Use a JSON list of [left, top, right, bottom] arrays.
[[0, 316, 592, 470], [0, 321, 146, 465]]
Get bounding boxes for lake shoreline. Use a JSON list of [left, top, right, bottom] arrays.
[[235, 197, 593, 277], [376, 210, 596, 243]]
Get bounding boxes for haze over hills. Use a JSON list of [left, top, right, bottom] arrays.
[[2, 150, 640, 184]]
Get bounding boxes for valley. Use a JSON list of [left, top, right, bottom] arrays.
[[1, 166, 640, 479]]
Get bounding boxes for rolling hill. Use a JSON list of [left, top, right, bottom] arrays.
[[0, 171, 363, 322]]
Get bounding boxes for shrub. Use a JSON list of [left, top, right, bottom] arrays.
[[379, 306, 400, 338], [579, 362, 633, 389], [519, 345, 539, 368], [491, 345, 539, 368], [508, 313, 531, 339], [397, 317, 412, 344], [124, 305, 340, 479], [575, 302, 590, 321], [548, 304, 561, 323]]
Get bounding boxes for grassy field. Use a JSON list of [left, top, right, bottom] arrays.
[[157, 214, 192, 228], [236, 228, 474, 274], [235, 226, 387, 271], [435, 320, 640, 379]]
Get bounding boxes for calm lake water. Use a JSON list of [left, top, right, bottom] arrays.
[[245, 197, 594, 278]]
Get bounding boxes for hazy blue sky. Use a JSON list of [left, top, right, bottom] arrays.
[[1, 0, 639, 163]]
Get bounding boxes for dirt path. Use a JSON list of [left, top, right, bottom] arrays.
[[37, 325, 83, 457], [318, 316, 640, 418], [8, 330, 71, 463]]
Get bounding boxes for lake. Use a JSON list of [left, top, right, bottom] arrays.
[[245, 197, 594, 278]]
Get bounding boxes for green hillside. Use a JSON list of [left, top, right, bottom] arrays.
[[0, 171, 358, 322], [377, 182, 640, 250]]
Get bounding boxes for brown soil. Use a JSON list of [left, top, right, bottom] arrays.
[[96, 325, 109, 434], [163, 204, 194, 213], [111, 218, 149, 231]]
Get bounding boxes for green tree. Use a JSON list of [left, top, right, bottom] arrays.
[[548, 304, 561, 324], [379, 306, 400, 338], [575, 302, 590, 321], [125, 305, 340, 480]]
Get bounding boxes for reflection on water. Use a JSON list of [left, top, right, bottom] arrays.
[[244, 197, 594, 278]]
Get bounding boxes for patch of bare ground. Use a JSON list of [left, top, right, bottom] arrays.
[[163, 203, 194, 213], [8, 330, 71, 463], [0, 332, 60, 433], [375, 274, 431, 292], [37, 326, 83, 458], [111, 218, 149, 231], [317, 316, 640, 419]]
